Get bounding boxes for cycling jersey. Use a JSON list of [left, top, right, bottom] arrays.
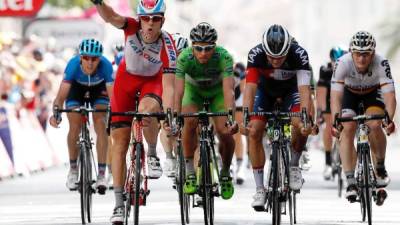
[[63, 55, 114, 86], [246, 43, 311, 96], [122, 17, 176, 76], [331, 53, 395, 94], [64, 55, 113, 108], [111, 17, 177, 125], [245, 42, 311, 117], [176, 46, 233, 112]]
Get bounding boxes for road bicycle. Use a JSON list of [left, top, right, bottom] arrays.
[[55, 105, 108, 224]]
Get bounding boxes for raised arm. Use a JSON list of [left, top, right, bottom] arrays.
[[91, 0, 126, 28]]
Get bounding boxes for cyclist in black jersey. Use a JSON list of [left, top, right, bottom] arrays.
[[317, 46, 346, 180], [240, 24, 312, 210]]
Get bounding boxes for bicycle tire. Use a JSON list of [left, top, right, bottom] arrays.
[[86, 147, 93, 223], [363, 151, 373, 225], [200, 143, 213, 225], [133, 143, 143, 225], [177, 142, 190, 225], [125, 193, 132, 225], [288, 190, 294, 225], [283, 143, 294, 225], [271, 144, 281, 225], [360, 189, 366, 222], [338, 166, 343, 198], [79, 144, 87, 224], [293, 192, 297, 224]]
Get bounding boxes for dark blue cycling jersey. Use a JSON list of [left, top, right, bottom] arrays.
[[63, 55, 114, 86]]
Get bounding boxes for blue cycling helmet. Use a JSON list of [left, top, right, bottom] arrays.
[[79, 39, 103, 57], [329, 46, 346, 61], [137, 0, 166, 15]]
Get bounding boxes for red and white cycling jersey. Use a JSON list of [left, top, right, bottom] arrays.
[[111, 17, 177, 124], [122, 17, 177, 76]]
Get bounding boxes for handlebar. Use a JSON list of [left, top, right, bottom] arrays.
[[334, 112, 389, 124], [243, 107, 308, 128]]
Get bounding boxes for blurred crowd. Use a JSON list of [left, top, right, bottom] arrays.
[[0, 32, 72, 131]]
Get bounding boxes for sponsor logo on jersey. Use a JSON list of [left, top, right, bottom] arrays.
[[163, 32, 177, 65], [295, 47, 309, 65], [128, 39, 162, 64], [248, 47, 263, 64]]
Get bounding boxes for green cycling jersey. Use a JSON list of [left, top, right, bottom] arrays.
[[176, 46, 233, 112]]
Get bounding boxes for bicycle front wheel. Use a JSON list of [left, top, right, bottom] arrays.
[[85, 147, 94, 223], [362, 151, 373, 225], [177, 142, 190, 225], [79, 144, 87, 224], [133, 143, 143, 225], [200, 143, 214, 225], [271, 145, 281, 225]]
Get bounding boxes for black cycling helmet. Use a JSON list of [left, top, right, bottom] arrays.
[[262, 24, 292, 57], [190, 22, 218, 44]]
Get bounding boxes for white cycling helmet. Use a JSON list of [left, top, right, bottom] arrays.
[[172, 33, 189, 54], [350, 31, 376, 52], [262, 24, 292, 58]]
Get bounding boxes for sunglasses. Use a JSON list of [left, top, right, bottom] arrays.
[[193, 44, 215, 52], [140, 15, 163, 23], [82, 55, 99, 62]]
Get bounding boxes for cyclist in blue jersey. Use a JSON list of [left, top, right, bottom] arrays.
[[49, 39, 114, 194]]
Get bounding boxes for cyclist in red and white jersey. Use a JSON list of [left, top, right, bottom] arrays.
[[90, 0, 177, 223], [331, 31, 396, 205]]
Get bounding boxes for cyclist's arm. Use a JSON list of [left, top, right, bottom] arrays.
[[330, 59, 346, 122], [378, 59, 396, 120], [222, 76, 235, 111], [94, 1, 126, 28], [243, 67, 259, 112], [298, 84, 311, 114], [382, 91, 396, 120], [53, 81, 71, 108], [106, 84, 113, 101], [162, 73, 175, 112], [295, 47, 312, 115], [174, 52, 187, 113], [297, 69, 311, 115], [221, 49, 235, 111], [174, 77, 184, 113], [103, 56, 115, 100], [316, 86, 327, 113]]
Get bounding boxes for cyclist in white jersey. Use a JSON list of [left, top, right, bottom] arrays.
[[331, 31, 396, 205]]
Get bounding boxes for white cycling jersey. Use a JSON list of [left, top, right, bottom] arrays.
[[331, 53, 395, 94]]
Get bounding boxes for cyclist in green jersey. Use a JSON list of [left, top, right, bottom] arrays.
[[174, 22, 238, 200]]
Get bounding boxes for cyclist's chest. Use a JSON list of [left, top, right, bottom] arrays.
[[344, 69, 380, 89], [125, 35, 164, 75], [186, 60, 222, 80], [75, 72, 104, 86]]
